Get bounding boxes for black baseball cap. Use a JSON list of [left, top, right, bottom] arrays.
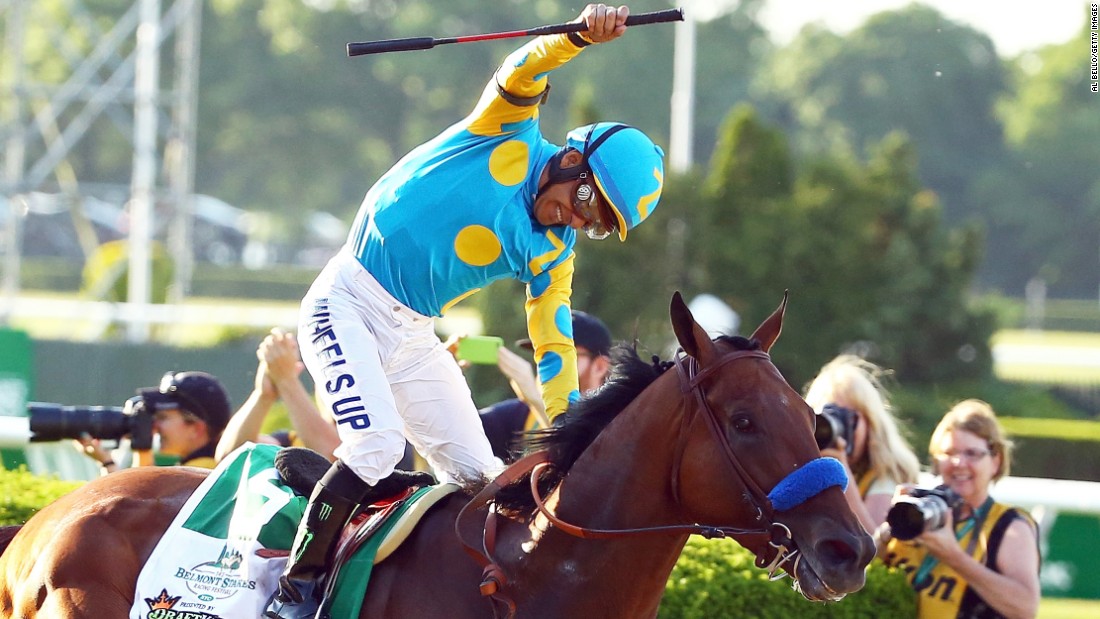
[[517, 310, 612, 357], [140, 371, 232, 434]]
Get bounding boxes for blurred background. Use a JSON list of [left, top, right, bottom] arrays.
[[0, 0, 1097, 611]]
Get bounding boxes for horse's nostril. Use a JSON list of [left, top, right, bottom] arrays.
[[818, 537, 858, 564]]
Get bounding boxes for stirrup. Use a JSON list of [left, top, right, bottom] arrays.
[[264, 595, 321, 619], [264, 577, 322, 619]]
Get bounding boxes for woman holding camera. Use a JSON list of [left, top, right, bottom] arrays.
[[882, 400, 1040, 619], [804, 355, 922, 534]]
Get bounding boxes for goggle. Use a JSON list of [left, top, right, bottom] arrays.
[[158, 371, 210, 421], [573, 172, 616, 241]]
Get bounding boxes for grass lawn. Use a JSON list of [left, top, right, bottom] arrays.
[[992, 329, 1100, 384], [1039, 597, 1100, 619]]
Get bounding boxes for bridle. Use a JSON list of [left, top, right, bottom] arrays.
[[672, 349, 803, 570], [456, 347, 815, 617]]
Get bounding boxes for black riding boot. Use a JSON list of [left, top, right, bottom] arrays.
[[264, 462, 436, 619], [264, 460, 369, 619]]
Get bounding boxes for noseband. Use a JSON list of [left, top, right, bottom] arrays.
[[457, 347, 847, 616]]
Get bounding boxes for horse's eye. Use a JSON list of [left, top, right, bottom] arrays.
[[732, 415, 753, 433]]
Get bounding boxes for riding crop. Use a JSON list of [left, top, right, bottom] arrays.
[[347, 8, 684, 57]]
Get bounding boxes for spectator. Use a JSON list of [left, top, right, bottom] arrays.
[[882, 399, 1041, 619], [479, 310, 613, 462], [269, 5, 666, 616], [216, 328, 340, 462], [75, 371, 232, 472], [804, 354, 921, 534]]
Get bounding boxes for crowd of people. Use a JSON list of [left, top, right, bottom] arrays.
[[802, 357, 1040, 619]]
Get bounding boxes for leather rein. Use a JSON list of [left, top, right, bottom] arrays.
[[455, 348, 801, 618]]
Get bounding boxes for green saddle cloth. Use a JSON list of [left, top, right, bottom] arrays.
[[324, 484, 437, 618]]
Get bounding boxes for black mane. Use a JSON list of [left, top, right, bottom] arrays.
[[492, 335, 759, 513]]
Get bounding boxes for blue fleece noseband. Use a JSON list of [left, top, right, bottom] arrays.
[[767, 457, 848, 512]]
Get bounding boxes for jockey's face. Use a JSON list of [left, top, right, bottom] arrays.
[[534, 150, 589, 230]]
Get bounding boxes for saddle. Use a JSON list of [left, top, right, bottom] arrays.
[[273, 448, 458, 617]]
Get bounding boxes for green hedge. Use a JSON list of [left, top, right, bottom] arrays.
[[1000, 417, 1100, 482], [660, 537, 914, 618], [890, 380, 1090, 462], [188, 264, 316, 300], [0, 467, 82, 526]]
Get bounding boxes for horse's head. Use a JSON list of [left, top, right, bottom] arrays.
[[669, 291, 875, 600]]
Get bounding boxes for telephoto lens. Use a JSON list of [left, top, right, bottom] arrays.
[[814, 413, 842, 451], [27, 403, 129, 442], [886, 485, 963, 540], [814, 404, 858, 455]]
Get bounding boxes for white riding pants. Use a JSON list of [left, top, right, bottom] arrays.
[[298, 250, 501, 486]]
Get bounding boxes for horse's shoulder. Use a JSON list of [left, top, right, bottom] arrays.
[[105, 464, 206, 488], [10, 467, 208, 585], [20, 467, 205, 551]]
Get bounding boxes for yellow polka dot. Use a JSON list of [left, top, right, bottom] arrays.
[[454, 225, 502, 267], [488, 140, 529, 186]]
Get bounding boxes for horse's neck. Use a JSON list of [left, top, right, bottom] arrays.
[[512, 399, 690, 614], [554, 405, 684, 529]]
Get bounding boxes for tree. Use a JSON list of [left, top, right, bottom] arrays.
[[752, 4, 1009, 226], [683, 106, 993, 385], [977, 11, 1100, 297]]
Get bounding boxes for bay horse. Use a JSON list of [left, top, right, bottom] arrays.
[[0, 291, 875, 618]]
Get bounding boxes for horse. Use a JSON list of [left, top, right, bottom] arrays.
[[0, 291, 875, 618]]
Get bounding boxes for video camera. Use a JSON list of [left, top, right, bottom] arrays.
[[27, 393, 165, 451], [886, 484, 964, 540], [814, 403, 858, 455]]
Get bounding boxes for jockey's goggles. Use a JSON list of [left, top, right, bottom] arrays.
[[573, 172, 616, 241]]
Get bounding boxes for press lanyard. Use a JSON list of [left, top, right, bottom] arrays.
[[912, 496, 994, 589]]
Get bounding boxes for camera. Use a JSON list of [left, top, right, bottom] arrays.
[[28, 393, 161, 450], [814, 403, 858, 455], [886, 484, 964, 540]]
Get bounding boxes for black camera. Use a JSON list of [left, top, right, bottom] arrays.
[[886, 484, 965, 541], [814, 403, 858, 455], [28, 394, 162, 451]]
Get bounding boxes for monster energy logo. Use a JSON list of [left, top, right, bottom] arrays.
[[318, 502, 333, 521]]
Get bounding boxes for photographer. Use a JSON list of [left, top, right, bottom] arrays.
[[804, 355, 921, 534], [73, 371, 232, 471], [881, 400, 1040, 619]]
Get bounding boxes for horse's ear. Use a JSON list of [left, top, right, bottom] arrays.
[[748, 290, 788, 353], [670, 291, 718, 363]]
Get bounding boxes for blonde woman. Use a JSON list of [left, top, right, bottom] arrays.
[[804, 355, 921, 534], [882, 400, 1040, 619]]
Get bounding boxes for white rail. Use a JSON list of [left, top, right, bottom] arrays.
[[0, 415, 29, 448]]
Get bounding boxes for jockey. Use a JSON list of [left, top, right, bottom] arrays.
[[266, 4, 665, 617]]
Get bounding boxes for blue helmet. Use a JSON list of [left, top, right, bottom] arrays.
[[565, 123, 665, 241]]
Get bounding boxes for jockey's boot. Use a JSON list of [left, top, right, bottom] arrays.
[[264, 459, 369, 619], [264, 461, 436, 619]]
